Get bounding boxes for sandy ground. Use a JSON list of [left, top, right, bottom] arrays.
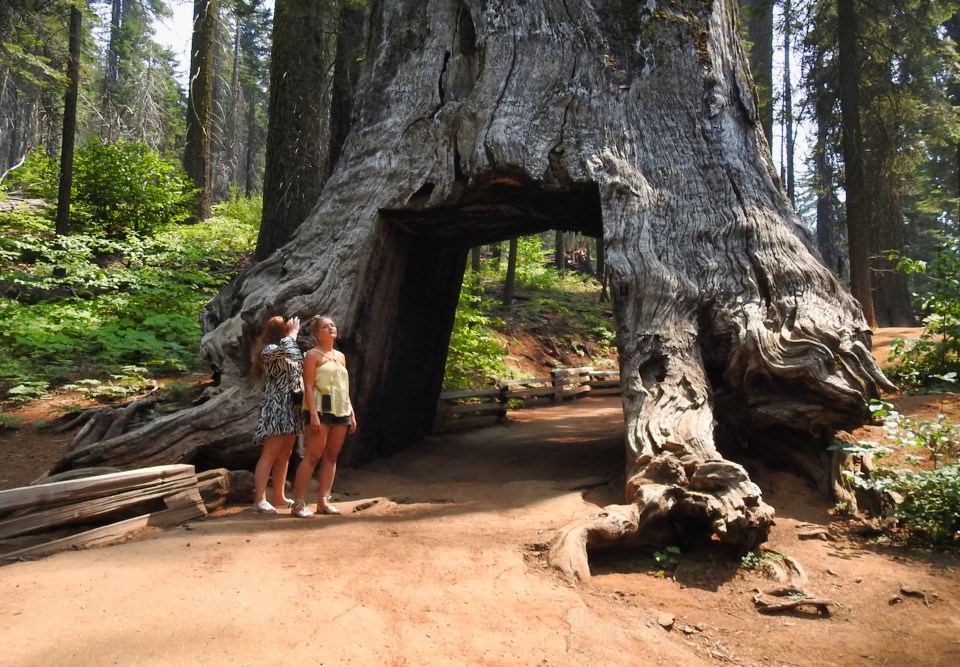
[[2, 329, 960, 666]]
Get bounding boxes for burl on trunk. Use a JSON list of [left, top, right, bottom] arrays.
[[53, 0, 892, 577]]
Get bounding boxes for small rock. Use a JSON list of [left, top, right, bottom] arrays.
[[657, 613, 675, 630]]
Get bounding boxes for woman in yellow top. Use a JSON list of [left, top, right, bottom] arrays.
[[292, 315, 357, 517]]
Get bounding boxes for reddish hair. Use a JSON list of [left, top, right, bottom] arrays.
[[250, 316, 287, 381]]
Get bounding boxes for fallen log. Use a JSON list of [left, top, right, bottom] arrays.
[[0, 465, 207, 562], [753, 585, 836, 615]]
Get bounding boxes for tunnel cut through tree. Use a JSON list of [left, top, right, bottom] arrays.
[[52, 0, 892, 576]]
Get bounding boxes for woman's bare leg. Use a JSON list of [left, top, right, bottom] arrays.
[[270, 437, 295, 505], [253, 435, 292, 505], [316, 425, 349, 510], [293, 424, 330, 502]]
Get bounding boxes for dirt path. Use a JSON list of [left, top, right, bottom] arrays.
[[3, 328, 960, 666], [2, 395, 960, 666]]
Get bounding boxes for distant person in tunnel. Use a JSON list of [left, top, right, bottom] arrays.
[[251, 315, 304, 513], [292, 315, 357, 518]]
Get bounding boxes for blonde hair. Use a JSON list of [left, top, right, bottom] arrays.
[[310, 314, 337, 334]]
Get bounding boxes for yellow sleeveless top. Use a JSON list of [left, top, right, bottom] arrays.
[[304, 356, 351, 417]]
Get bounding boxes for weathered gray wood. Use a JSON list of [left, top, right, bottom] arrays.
[[500, 377, 554, 388], [0, 475, 198, 539], [0, 465, 196, 514], [49, 386, 259, 474], [49, 0, 892, 560], [436, 402, 505, 417], [438, 388, 504, 401], [551, 367, 593, 378], [2, 503, 205, 561]]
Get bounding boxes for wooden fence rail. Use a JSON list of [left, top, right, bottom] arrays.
[[432, 366, 620, 433]]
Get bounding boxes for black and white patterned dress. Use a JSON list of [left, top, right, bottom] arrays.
[[254, 336, 304, 445]]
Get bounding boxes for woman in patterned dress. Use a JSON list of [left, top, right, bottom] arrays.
[[250, 315, 304, 513], [291, 315, 357, 517]]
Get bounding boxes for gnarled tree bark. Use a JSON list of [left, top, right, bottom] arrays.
[[51, 0, 892, 572]]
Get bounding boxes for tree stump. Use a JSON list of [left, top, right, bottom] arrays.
[[50, 1, 892, 564]]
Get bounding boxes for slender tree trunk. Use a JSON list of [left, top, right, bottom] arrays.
[[812, 50, 844, 277], [782, 0, 795, 205], [554, 230, 565, 271], [741, 0, 774, 148], [55, 5, 81, 239], [503, 238, 518, 306], [224, 21, 242, 190], [244, 93, 258, 197], [836, 0, 875, 326], [256, 0, 335, 260], [868, 165, 915, 326], [184, 0, 219, 221]]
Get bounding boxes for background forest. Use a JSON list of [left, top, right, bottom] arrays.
[[0, 1, 958, 540]]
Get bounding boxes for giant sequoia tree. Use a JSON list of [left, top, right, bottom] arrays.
[[53, 0, 892, 575]]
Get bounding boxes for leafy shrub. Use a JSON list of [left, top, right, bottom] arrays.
[[2, 147, 59, 199], [884, 465, 960, 543], [845, 400, 960, 544], [887, 235, 960, 388], [2, 142, 197, 239], [71, 140, 197, 238], [515, 235, 559, 289], [444, 271, 510, 390]]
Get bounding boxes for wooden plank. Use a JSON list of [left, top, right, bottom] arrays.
[[499, 376, 553, 388], [552, 375, 589, 387], [551, 367, 594, 378], [0, 476, 199, 540], [557, 385, 591, 398], [435, 402, 506, 417], [163, 486, 208, 515], [2, 503, 205, 561], [437, 388, 503, 401], [588, 387, 622, 396], [0, 465, 197, 514], [504, 385, 558, 400], [588, 370, 619, 378], [587, 380, 620, 389]]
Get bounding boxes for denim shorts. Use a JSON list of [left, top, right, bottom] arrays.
[[305, 411, 351, 426]]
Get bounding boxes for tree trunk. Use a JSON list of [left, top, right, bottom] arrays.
[[869, 175, 915, 326], [554, 230, 566, 271], [837, 0, 875, 326], [503, 237, 518, 306], [184, 0, 218, 221], [54, 0, 893, 569], [782, 0, 795, 205], [741, 0, 774, 147], [244, 92, 258, 198], [329, 0, 369, 175], [812, 49, 845, 278], [255, 0, 336, 260], [55, 5, 81, 238]]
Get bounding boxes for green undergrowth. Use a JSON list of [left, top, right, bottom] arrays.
[[1, 190, 614, 410], [444, 238, 616, 390], [0, 194, 259, 403], [837, 398, 960, 545]]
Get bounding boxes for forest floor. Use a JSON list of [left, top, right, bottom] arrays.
[[1, 328, 959, 666]]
